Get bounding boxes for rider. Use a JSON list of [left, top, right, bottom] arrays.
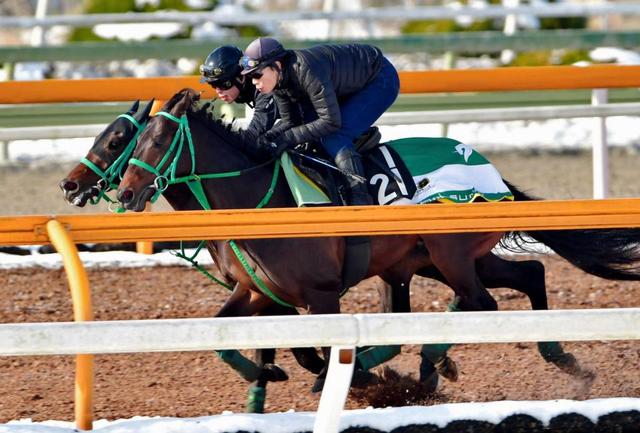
[[240, 37, 400, 206], [199, 45, 278, 158]]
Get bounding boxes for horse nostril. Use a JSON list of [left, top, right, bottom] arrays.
[[118, 188, 134, 204], [60, 179, 78, 193]]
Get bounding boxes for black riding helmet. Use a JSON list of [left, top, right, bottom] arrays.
[[200, 45, 243, 89]]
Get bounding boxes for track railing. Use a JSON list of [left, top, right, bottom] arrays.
[[2, 4, 640, 28], [2, 198, 640, 431], [2, 31, 639, 62], [2, 65, 639, 198], [2, 65, 640, 103]]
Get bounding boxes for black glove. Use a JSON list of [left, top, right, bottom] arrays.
[[256, 134, 290, 159]]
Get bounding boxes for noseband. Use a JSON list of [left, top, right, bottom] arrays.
[[80, 113, 146, 209]]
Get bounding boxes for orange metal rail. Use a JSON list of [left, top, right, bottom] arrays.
[[3, 198, 640, 246], [1, 65, 639, 104], [46, 220, 93, 431]]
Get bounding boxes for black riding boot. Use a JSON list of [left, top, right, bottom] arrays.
[[335, 147, 372, 206], [334, 147, 372, 289]]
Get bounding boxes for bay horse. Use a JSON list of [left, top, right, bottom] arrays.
[[59, 100, 328, 412], [115, 88, 640, 390]]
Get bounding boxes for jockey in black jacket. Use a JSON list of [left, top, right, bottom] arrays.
[[200, 45, 278, 156], [240, 37, 400, 206]]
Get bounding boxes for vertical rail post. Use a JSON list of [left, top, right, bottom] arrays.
[[0, 141, 9, 166], [591, 88, 609, 199], [136, 99, 164, 255], [46, 219, 94, 431], [313, 346, 355, 433]]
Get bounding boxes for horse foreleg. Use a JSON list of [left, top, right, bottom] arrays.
[[247, 304, 324, 413], [476, 253, 593, 379], [215, 284, 279, 385]]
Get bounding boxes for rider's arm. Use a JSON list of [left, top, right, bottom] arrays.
[[240, 93, 278, 144], [271, 92, 303, 135], [278, 66, 340, 146]]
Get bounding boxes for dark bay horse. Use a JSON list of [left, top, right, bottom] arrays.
[[59, 100, 461, 398], [59, 99, 329, 412], [115, 88, 640, 389]]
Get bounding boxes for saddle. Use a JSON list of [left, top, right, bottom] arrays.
[[288, 127, 415, 207], [354, 126, 382, 152]]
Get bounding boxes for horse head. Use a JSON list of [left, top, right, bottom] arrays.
[[60, 99, 154, 207], [117, 89, 202, 211]]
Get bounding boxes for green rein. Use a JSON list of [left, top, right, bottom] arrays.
[[128, 111, 293, 308]]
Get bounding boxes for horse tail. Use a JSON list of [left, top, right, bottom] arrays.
[[499, 180, 640, 281]]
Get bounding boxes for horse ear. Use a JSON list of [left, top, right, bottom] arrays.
[[136, 98, 155, 122], [127, 100, 140, 115]]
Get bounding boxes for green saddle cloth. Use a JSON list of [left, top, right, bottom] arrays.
[[280, 137, 513, 207], [386, 137, 514, 204]]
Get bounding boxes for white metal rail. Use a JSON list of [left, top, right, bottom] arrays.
[[2, 102, 638, 141], [2, 309, 639, 356], [2, 308, 639, 432], [1, 4, 640, 28]]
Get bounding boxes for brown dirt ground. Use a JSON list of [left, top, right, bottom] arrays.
[[1, 149, 640, 423]]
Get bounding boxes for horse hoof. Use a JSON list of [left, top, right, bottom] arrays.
[[435, 356, 458, 382], [419, 360, 439, 393], [421, 370, 439, 394], [553, 353, 585, 377], [311, 377, 325, 393], [258, 363, 288, 382], [351, 369, 379, 388]]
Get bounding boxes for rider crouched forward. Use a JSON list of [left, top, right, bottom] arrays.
[[240, 37, 400, 206], [199, 45, 278, 158]]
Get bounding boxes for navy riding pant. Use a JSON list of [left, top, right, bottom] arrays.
[[320, 57, 400, 159]]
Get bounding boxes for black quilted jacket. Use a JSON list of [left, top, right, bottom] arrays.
[[271, 44, 384, 146], [235, 80, 278, 144]]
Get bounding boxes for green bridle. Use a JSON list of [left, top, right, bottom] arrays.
[[80, 113, 146, 212], [128, 111, 279, 209], [127, 110, 293, 308]]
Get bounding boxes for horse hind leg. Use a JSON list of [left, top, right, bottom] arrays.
[[410, 266, 463, 389], [476, 253, 594, 380]]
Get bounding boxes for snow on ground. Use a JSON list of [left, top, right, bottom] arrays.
[[0, 247, 213, 270], [7, 115, 640, 165], [2, 398, 639, 432]]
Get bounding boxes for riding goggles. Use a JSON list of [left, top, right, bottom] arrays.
[[210, 79, 235, 90], [241, 56, 261, 70], [199, 64, 224, 80]]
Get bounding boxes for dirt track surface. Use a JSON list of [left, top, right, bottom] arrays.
[[1, 149, 640, 422], [1, 260, 639, 423]]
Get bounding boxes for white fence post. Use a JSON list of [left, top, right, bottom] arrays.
[[591, 88, 609, 199], [0, 142, 8, 165], [313, 346, 355, 433]]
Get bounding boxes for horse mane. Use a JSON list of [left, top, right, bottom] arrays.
[[189, 106, 246, 150], [162, 88, 246, 151]]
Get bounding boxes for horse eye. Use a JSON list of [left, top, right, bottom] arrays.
[[107, 140, 121, 150]]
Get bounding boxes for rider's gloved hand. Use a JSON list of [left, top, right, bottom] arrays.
[[257, 134, 290, 159]]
